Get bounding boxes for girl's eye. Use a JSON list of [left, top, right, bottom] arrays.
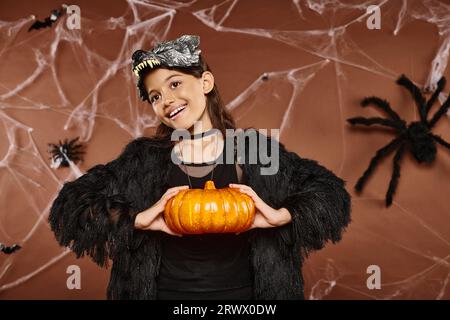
[[171, 81, 181, 88], [149, 81, 180, 104], [150, 94, 159, 104]]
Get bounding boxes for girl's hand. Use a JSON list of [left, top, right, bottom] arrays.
[[229, 183, 292, 232], [134, 185, 189, 236]]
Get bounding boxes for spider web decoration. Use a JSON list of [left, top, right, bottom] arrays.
[[0, 0, 449, 300], [348, 74, 450, 207]]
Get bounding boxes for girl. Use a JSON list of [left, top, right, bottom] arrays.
[[49, 34, 351, 300]]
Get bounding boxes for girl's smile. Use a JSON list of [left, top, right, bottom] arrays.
[[167, 103, 187, 120]]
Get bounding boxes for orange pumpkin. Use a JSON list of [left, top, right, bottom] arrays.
[[164, 180, 255, 234]]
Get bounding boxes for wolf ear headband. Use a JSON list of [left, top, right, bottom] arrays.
[[131, 34, 202, 101]]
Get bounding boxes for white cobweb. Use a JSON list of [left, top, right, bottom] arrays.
[[0, 0, 449, 299]]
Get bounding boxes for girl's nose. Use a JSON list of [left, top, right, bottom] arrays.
[[163, 89, 176, 105]]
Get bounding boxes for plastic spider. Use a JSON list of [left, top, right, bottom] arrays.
[[47, 137, 85, 168], [347, 74, 450, 207], [0, 243, 21, 255]]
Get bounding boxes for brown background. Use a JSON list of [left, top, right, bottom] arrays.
[[0, 0, 449, 299]]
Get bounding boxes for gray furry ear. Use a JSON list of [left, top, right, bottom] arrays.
[[153, 35, 200, 54], [131, 50, 146, 62], [177, 35, 200, 53]]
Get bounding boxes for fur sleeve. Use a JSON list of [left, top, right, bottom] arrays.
[[48, 140, 143, 269], [275, 141, 352, 256]]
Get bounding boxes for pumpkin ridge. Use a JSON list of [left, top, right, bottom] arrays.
[[217, 187, 228, 233], [199, 189, 205, 234], [192, 189, 202, 234], [244, 193, 255, 230], [233, 190, 248, 231], [174, 190, 187, 232], [239, 191, 252, 231], [224, 188, 239, 232], [175, 190, 187, 233], [165, 198, 174, 231], [210, 189, 219, 233], [186, 191, 195, 234]]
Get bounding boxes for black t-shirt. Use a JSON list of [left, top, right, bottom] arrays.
[[156, 141, 253, 295]]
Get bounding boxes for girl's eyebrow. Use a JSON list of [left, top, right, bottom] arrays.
[[148, 74, 182, 94]]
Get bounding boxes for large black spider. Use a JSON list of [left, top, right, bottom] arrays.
[[347, 74, 450, 207], [47, 137, 85, 168]]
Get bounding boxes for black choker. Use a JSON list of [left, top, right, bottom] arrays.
[[189, 128, 218, 140]]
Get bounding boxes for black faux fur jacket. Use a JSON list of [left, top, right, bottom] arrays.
[[48, 130, 351, 300]]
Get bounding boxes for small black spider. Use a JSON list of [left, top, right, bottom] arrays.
[[347, 74, 450, 207], [47, 137, 86, 168], [0, 243, 21, 254]]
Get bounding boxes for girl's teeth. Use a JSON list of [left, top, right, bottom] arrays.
[[170, 105, 186, 118]]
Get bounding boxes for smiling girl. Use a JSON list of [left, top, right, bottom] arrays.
[[49, 35, 351, 300]]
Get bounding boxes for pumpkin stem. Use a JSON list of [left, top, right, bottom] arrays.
[[204, 180, 216, 190]]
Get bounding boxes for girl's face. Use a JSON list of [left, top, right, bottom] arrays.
[[143, 68, 215, 131]]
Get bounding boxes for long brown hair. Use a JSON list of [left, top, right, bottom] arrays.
[[139, 55, 236, 144]]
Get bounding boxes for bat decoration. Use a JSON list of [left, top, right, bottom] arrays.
[[47, 137, 86, 169], [347, 74, 450, 207], [0, 243, 22, 255], [28, 6, 65, 32]]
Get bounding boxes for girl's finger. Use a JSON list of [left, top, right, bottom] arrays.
[[230, 184, 256, 196], [165, 185, 189, 194], [166, 190, 180, 197], [164, 188, 186, 199], [237, 187, 258, 201]]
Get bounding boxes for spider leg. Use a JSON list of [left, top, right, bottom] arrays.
[[432, 134, 450, 150], [347, 116, 404, 130], [425, 76, 446, 117], [429, 93, 450, 129], [361, 97, 402, 122], [71, 145, 85, 152], [385, 143, 406, 207], [397, 74, 427, 123], [68, 136, 80, 146], [355, 137, 403, 192]]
